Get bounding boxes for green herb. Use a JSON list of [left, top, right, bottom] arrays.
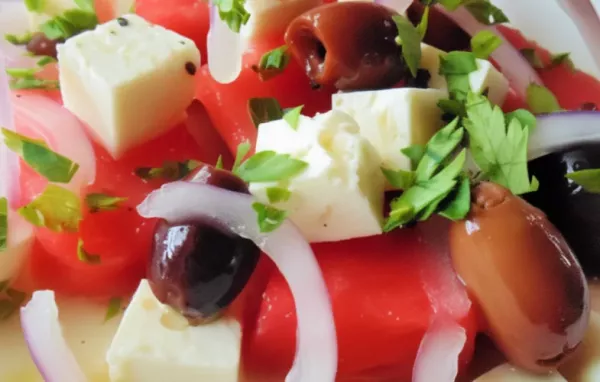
[[77, 239, 101, 264], [215, 155, 224, 170], [470, 30, 501, 59], [520, 48, 544, 69], [234, 151, 308, 183], [232, 141, 251, 173], [74, 0, 95, 12], [439, 51, 478, 101], [25, 0, 44, 12], [266, 187, 291, 203], [437, 98, 466, 119], [392, 15, 422, 77], [37, 56, 57, 67], [381, 167, 415, 189], [252, 202, 287, 233], [2, 128, 79, 183], [415, 118, 464, 181], [18, 185, 82, 232], [464, 92, 538, 195], [212, 0, 250, 33], [463, 0, 508, 25], [39, 3, 98, 41], [401, 144, 426, 170], [6, 68, 38, 78], [439, 175, 471, 220], [549, 52, 575, 71], [0, 197, 7, 252], [526, 84, 562, 114], [433, 0, 462, 9], [283, 105, 304, 130], [105, 297, 122, 322], [85, 193, 127, 213], [135, 160, 201, 181], [8, 77, 59, 90], [416, 6, 430, 39], [4, 32, 33, 45], [505, 109, 536, 130], [251, 46, 290, 80], [248, 98, 283, 128], [566, 169, 600, 193]]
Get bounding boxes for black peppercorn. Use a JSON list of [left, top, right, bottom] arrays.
[[185, 62, 197, 75]]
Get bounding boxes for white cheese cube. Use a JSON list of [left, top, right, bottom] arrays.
[[249, 110, 385, 243], [241, 0, 321, 41], [26, 0, 77, 31], [475, 364, 566, 382], [559, 311, 600, 381], [332, 88, 446, 181], [420, 43, 509, 105], [106, 280, 241, 382], [58, 14, 200, 158]]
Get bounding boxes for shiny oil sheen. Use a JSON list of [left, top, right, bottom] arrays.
[[449, 182, 590, 372]]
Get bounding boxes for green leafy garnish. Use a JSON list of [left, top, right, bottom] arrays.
[[252, 202, 287, 233], [215, 155, 224, 170], [18, 185, 82, 232], [520, 48, 543, 69], [0, 197, 7, 252], [439, 175, 471, 220], [24, 0, 44, 12], [248, 98, 283, 128], [37, 56, 57, 67], [550, 52, 575, 71], [234, 151, 308, 183], [437, 98, 466, 120], [381, 167, 415, 189], [2, 128, 79, 183], [266, 187, 291, 203], [392, 15, 422, 77], [416, 6, 430, 39], [4, 32, 33, 45], [105, 297, 122, 322], [505, 109, 536, 130], [470, 30, 501, 59], [401, 144, 426, 170], [74, 0, 95, 12], [40, 8, 98, 41], [439, 51, 478, 101], [464, 92, 538, 195], [5, 66, 59, 90], [212, 0, 250, 33], [232, 141, 251, 173], [77, 239, 101, 264], [283, 105, 304, 130], [462, 0, 508, 25], [251, 46, 290, 80], [526, 84, 562, 114], [85, 193, 127, 213], [135, 160, 201, 181], [566, 169, 600, 193]]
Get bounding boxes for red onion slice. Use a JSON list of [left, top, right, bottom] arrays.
[[528, 111, 600, 160], [0, 1, 37, 68], [138, 181, 338, 382], [435, 5, 543, 99], [207, 4, 244, 84], [412, 318, 467, 382], [558, 0, 600, 72], [0, 54, 21, 207], [21, 291, 87, 382]]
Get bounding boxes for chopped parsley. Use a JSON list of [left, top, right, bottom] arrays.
[[40, 8, 98, 41], [232, 141, 251, 173], [234, 151, 308, 183], [213, 0, 250, 33], [19, 185, 82, 232], [428, 0, 508, 25], [135, 160, 201, 182], [400, 144, 426, 170], [416, 6, 430, 39], [105, 297, 122, 322], [215, 155, 224, 170], [4, 32, 33, 45], [2, 128, 79, 183], [520, 48, 544, 69], [550, 52, 575, 71], [252, 202, 288, 233], [248, 98, 283, 128], [251, 46, 290, 80], [566, 169, 600, 193], [24, 0, 44, 12], [526, 84, 562, 114], [5, 67, 60, 90], [392, 15, 422, 78], [439, 51, 478, 101], [0, 197, 7, 252], [470, 30, 502, 59], [266, 187, 291, 203], [283, 105, 304, 130], [77, 239, 101, 264], [381, 167, 415, 190], [37, 56, 57, 67], [85, 193, 128, 213]]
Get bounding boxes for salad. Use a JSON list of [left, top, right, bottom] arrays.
[[1, 0, 600, 381]]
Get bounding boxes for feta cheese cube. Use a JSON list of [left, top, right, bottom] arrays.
[[332, 88, 446, 181], [241, 0, 321, 40], [420, 43, 509, 105], [249, 110, 385, 242], [559, 311, 600, 381], [58, 14, 200, 158], [475, 364, 566, 381], [106, 280, 241, 382]]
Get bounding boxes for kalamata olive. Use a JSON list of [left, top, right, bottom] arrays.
[[449, 182, 590, 372], [26, 32, 60, 58], [284, 2, 408, 90], [406, 2, 470, 52], [525, 143, 600, 276], [148, 164, 260, 324]]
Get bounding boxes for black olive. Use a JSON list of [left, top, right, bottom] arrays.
[[525, 143, 600, 276], [148, 164, 260, 324], [26, 32, 61, 59], [406, 2, 471, 52]]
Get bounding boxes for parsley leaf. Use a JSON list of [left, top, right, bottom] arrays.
[[252, 202, 287, 233], [105, 297, 122, 322], [2, 128, 79, 183], [213, 0, 250, 33], [85, 193, 128, 213], [25, 0, 44, 12], [283, 105, 304, 130], [550, 52, 575, 71], [470, 30, 501, 59], [566, 169, 600, 193], [40, 8, 98, 41], [37, 56, 56, 67], [234, 151, 308, 183], [266, 187, 291, 203], [416, 6, 430, 39], [18, 185, 82, 232], [74, 0, 95, 12], [392, 15, 422, 77], [6, 67, 59, 90], [4, 32, 33, 45], [463, 92, 538, 195], [463, 0, 508, 25], [381, 167, 415, 189], [0, 198, 7, 252], [401, 144, 426, 170], [505, 109, 536, 130], [520, 48, 544, 69], [439, 51, 478, 101], [248, 98, 283, 128], [232, 141, 251, 173], [77, 239, 101, 264], [135, 160, 200, 181], [251, 46, 290, 80], [439, 175, 471, 220], [415, 118, 464, 181], [215, 155, 224, 170], [526, 84, 562, 114]]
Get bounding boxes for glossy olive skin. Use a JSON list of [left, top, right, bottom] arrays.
[[525, 143, 600, 276], [26, 32, 60, 58], [284, 2, 407, 90], [449, 182, 590, 372], [148, 165, 260, 324], [406, 2, 470, 52]]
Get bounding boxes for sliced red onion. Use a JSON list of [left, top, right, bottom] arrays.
[[207, 4, 244, 84], [412, 318, 466, 382], [374, 0, 412, 13], [12, 93, 97, 194], [558, 0, 600, 72], [138, 181, 337, 382], [21, 291, 87, 382], [0, 55, 21, 207], [435, 5, 543, 99], [0, 1, 38, 68], [528, 111, 600, 160]]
